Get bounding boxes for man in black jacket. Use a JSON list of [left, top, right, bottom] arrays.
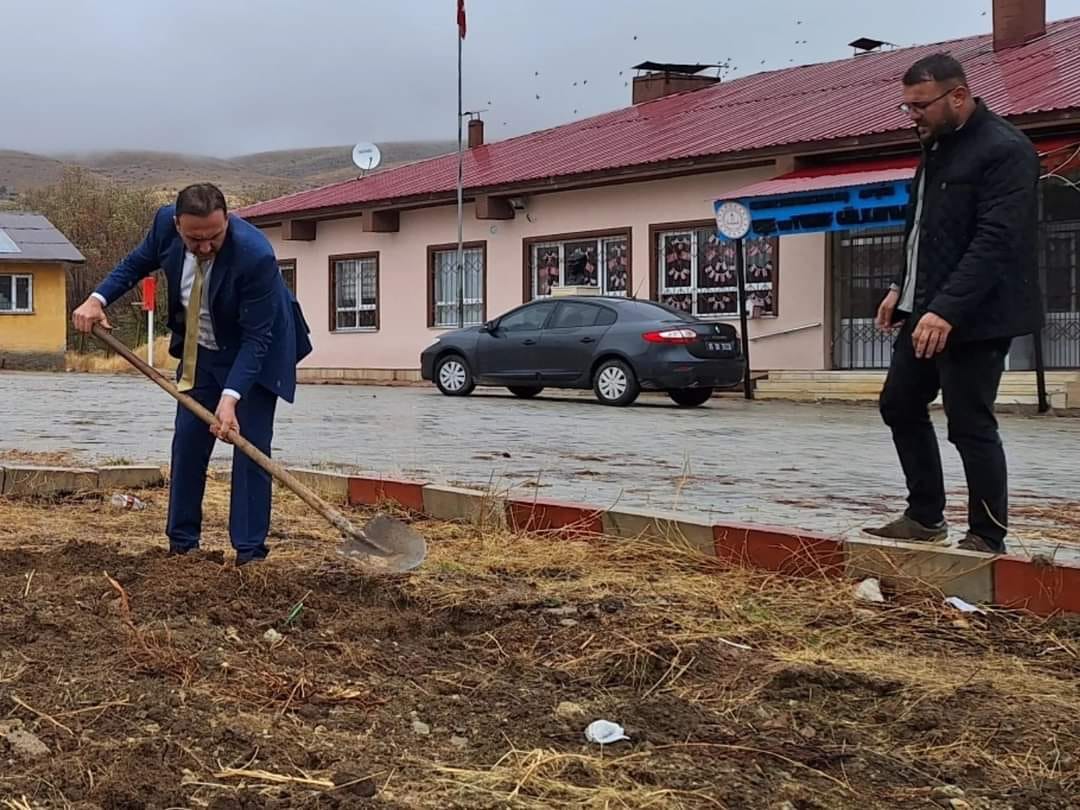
[[865, 54, 1042, 554]]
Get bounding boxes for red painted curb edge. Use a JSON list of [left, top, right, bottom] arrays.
[[347, 475, 428, 512], [506, 497, 605, 535], [340, 474, 1075, 616]]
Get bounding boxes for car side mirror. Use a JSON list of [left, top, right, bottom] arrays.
[[480, 320, 495, 333]]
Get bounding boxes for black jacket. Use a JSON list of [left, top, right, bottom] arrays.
[[893, 100, 1043, 342]]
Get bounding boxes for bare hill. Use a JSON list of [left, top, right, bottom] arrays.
[[0, 150, 100, 198], [56, 150, 291, 196], [231, 141, 456, 185], [1, 141, 457, 203]]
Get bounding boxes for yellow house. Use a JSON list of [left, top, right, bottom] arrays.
[[0, 213, 84, 370]]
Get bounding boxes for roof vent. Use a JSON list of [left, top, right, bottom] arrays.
[[631, 61, 721, 104], [848, 37, 897, 56]]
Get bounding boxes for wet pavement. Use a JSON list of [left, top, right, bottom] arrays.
[[2, 371, 1078, 560]]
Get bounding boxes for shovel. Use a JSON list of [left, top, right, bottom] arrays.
[[91, 323, 426, 573]]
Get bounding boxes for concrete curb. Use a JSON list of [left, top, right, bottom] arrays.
[[98, 465, 166, 490], [0, 464, 166, 497], [323, 471, 1079, 617], [1, 465, 100, 497], [2, 464, 1075, 616]]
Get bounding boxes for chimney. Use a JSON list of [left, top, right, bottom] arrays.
[[468, 118, 484, 148], [993, 0, 1046, 50], [631, 62, 719, 104]]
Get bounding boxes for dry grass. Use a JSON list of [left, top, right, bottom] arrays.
[[0, 459, 1078, 808], [65, 334, 176, 373]]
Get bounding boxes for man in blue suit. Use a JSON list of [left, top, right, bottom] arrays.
[[73, 183, 312, 565]]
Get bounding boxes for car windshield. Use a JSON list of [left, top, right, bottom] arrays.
[[631, 300, 696, 322]]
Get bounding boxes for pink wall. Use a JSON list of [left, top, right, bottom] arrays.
[[262, 166, 828, 373]]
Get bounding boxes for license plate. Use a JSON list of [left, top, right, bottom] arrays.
[[707, 340, 735, 353]]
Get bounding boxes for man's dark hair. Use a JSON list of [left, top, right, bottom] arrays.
[[175, 183, 228, 218], [902, 53, 968, 86]]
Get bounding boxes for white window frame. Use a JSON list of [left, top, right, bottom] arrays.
[[431, 245, 485, 328], [0, 273, 33, 314], [332, 255, 378, 332], [278, 259, 297, 294], [656, 228, 777, 320], [529, 234, 629, 299]]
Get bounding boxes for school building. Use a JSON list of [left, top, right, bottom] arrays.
[[238, 2, 1080, 404]]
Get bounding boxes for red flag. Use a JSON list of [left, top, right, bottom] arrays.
[[458, 0, 466, 39]]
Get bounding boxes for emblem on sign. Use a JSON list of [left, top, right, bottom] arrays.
[[715, 200, 752, 240]]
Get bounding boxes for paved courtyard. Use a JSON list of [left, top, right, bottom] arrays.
[[2, 371, 1078, 559]]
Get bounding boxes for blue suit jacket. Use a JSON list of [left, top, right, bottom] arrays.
[[95, 205, 312, 403]]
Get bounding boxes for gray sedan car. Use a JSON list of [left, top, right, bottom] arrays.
[[420, 296, 744, 407]]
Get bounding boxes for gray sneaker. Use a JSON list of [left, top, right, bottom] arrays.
[[864, 515, 948, 544]]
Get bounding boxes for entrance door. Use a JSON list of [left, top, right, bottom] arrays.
[[1040, 220, 1080, 369], [831, 229, 904, 369]]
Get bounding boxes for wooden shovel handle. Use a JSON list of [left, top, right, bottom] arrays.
[[90, 323, 364, 543]]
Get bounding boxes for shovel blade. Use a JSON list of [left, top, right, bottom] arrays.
[[338, 514, 427, 573]]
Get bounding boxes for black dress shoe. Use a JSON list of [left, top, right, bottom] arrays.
[[235, 548, 269, 566]]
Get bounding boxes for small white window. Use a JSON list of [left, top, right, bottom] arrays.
[[431, 246, 485, 327], [0, 274, 33, 313], [332, 256, 378, 331]]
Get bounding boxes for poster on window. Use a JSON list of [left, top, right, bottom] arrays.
[[532, 245, 560, 296], [697, 229, 737, 290], [697, 291, 738, 316], [604, 238, 628, 293], [660, 293, 692, 313], [563, 240, 598, 287], [745, 238, 777, 315], [663, 233, 692, 290]]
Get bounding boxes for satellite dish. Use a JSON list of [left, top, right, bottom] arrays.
[[352, 142, 382, 172]]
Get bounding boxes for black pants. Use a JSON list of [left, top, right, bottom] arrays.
[[879, 324, 1012, 551]]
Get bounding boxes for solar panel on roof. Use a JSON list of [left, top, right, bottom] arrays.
[[0, 229, 22, 254]]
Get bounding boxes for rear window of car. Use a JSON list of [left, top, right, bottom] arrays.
[[629, 300, 695, 322], [550, 302, 600, 329]]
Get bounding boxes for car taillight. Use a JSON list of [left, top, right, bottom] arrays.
[[642, 328, 697, 345]]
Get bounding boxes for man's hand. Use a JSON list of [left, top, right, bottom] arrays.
[[875, 289, 901, 332], [912, 312, 953, 359], [72, 296, 112, 334], [213, 396, 240, 443]]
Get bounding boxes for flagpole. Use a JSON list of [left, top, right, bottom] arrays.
[[456, 11, 465, 328]]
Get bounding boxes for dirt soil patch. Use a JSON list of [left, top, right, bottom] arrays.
[[1, 472, 1078, 809]]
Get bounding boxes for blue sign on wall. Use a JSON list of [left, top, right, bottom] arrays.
[[713, 179, 913, 240]]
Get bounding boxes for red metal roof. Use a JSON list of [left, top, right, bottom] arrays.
[[240, 16, 1080, 222]]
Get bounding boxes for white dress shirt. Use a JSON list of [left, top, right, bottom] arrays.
[[93, 250, 240, 400]]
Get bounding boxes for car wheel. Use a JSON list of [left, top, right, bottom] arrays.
[[593, 359, 640, 406], [508, 385, 544, 399], [668, 388, 714, 408], [435, 354, 475, 396]]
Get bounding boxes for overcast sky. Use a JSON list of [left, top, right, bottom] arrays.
[[3, 0, 1079, 157]]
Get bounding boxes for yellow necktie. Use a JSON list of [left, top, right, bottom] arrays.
[[177, 258, 206, 392]]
